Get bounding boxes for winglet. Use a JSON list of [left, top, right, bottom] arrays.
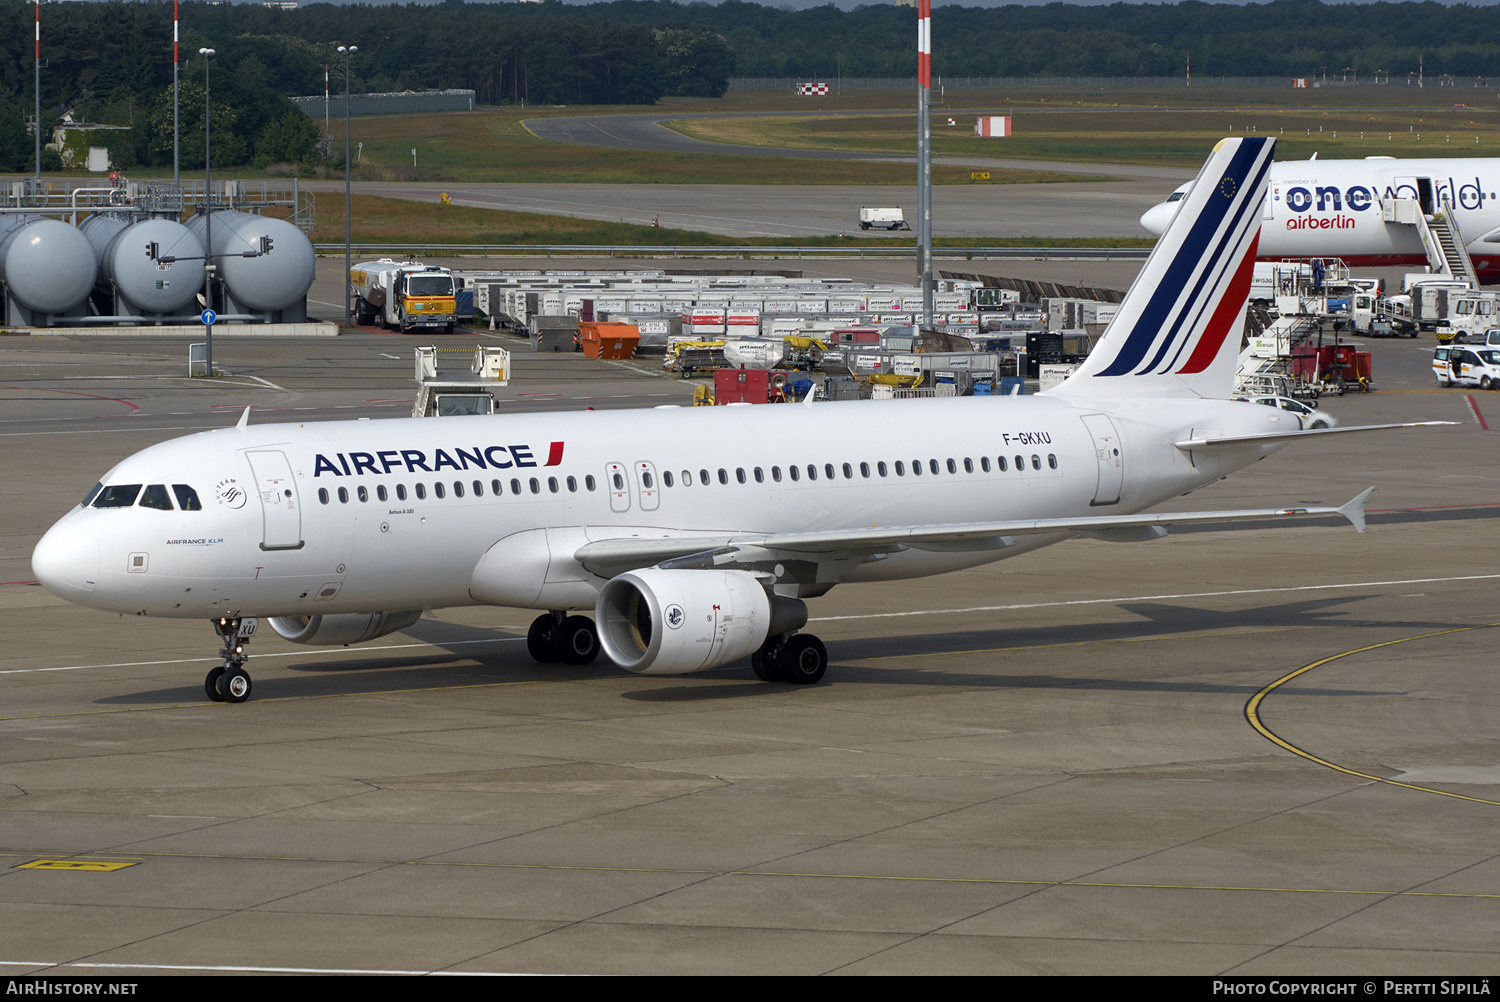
[[236, 406, 251, 430], [1337, 487, 1374, 533], [803, 382, 818, 407]]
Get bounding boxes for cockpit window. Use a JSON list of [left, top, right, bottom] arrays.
[[173, 485, 202, 511], [1166, 190, 1187, 202], [92, 484, 142, 508], [139, 484, 174, 511], [81, 482, 103, 508]]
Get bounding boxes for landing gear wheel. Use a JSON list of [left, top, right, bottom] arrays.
[[553, 615, 600, 666], [527, 613, 560, 664], [205, 666, 227, 702], [750, 640, 784, 682], [221, 666, 252, 704], [780, 635, 828, 685]]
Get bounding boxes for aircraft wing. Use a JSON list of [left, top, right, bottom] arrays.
[[1175, 422, 1455, 450], [574, 489, 1373, 577]]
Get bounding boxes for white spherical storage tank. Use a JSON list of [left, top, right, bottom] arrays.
[[0, 218, 98, 315]]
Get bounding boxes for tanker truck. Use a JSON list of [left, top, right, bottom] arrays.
[[350, 259, 460, 333]]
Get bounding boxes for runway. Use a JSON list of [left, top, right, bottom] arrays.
[[2, 257, 1499, 974], [305, 109, 1195, 240]]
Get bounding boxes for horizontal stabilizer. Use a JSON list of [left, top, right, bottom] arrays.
[[1175, 421, 1457, 451]]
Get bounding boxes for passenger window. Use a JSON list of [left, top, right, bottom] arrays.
[[912, 461, 922, 477], [681, 470, 691, 485], [736, 468, 746, 484], [931, 459, 941, 475], [860, 462, 870, 478], [963, 458, 973, 473], [318, 488, 329, 505], [511, 478, 521, 495], [338, 487, 350, 504], [358, 485, 369, 502], [997, 456, 1008, 472], [980, 457, 991, 473], [825, 463, 836, 480], [548, 477, 559, 493], [1048, 454, 1058, 469], [435, 482, 446, 499], [612, 472, 624, 490], [93, 485, 142, 508], [1031, 455, 1041, 470], [378, 485, 389, 502], [172, 484, 202, 510], [789, 465, 800, 482], [492, 479, 503, 495], [416, 483, 427, 500], [452, 482, 464, 498], [700, 469, 710, 485], [718, 469, 728, 485], [772, 466, 782, 482], [586, 475, 596, 492], [139, 484, 174, 510], [877, 462, 887, 477], [397, 484, 408, 501], [894, 461, 905, 476], [642, 471, 654, 489], [662, 472, 673, 488], [754, 468, 764, 483], [473, 480, 484, 497], [806, 465, 818, 481], [529, 478, 540, 494], [568, 476, 578, 492], [1014, 455, 1024, 470]]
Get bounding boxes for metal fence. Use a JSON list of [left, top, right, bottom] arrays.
[[729, 76, 1456, 91], [311, 243, 1152, 262], [291, 89, 476, 119]]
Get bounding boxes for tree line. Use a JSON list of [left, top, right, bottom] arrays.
[[2, 0, 1498, 173]]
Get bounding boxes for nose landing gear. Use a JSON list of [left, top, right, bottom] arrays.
[[205, 617, 257, 703]]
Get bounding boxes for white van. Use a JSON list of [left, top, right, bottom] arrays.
[[1433, 345, 1500, 389]]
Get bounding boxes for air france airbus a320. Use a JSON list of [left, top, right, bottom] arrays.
[[32, 138, 1441, 703]]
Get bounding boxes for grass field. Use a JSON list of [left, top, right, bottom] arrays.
[[670, 95, 1500, 166], [304, 192, 1154, 249], [297, 109, 1085, 186]]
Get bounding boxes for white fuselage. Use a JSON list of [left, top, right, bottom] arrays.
[[1141, 157, 1500, 280], [33, 395, 1295, 622]]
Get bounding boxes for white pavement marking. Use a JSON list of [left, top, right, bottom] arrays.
[[0, 636, 525, 676], [810, 573, 1500, 622]]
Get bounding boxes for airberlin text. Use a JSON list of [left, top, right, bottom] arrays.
[[314, 442, 565, 478]]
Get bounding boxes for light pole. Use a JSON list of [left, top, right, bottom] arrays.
[[339, 44, 357, 327], [200, 47, 215, 376]]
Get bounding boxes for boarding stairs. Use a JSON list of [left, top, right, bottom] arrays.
[[1416, 198, 1479, 287]]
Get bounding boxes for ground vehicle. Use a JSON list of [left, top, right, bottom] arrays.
[[1433, 346, 1500, 388], [859, 207, 909, 231], [350, 259, 460, 333], [1238, 395, 1337, 429]]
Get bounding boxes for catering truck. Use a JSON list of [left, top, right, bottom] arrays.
[[350, 259, 460, 333]]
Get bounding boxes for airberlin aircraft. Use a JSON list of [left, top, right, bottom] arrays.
[[1140, 156, 1500, 282], [32, 138, 1443, 703]]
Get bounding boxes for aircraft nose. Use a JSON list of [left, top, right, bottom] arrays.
[[1139, 201, 1178, 236], [32, 521, 100, 602]]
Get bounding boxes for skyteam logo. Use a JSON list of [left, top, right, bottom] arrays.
[[314, 442, 565, 477], [214, 479, 247, 509], [665, 604, 685, 630]]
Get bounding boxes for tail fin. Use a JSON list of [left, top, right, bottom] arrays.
[[1049, 137, 1273, 400]]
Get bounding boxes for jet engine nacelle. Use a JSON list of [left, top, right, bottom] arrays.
[[267, 611, 423, 646], [595, 568, 805, 675]]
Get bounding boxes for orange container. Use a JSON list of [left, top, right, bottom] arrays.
[[579, 322, 640, 360]]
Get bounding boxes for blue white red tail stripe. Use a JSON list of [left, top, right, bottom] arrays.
[[1048, 137, 1275, 400]]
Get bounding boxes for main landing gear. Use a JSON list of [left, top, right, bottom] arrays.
[[751, 632, 828, 685], [527, 611, 601, 666], [205, 616, 256, 704]]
